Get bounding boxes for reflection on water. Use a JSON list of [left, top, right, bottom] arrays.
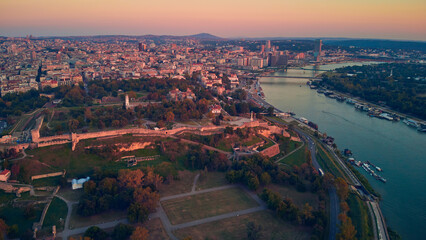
[[260, 63, 426, 239]]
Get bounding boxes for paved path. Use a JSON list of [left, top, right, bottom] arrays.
[[275, 141, 305, 163], [55, 194, 78, 239], [191, 173, 200, 192], [171, 206, 266, 231], [160, 184, 237, 201]]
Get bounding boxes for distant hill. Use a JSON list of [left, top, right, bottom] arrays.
[[325, 39, 426, 52], [187, 33, 222, 40]]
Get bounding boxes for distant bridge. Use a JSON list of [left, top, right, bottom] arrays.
[[261, 75, 322, 80]]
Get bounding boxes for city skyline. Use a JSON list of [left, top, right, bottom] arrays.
[[1, 0, 425, 41]]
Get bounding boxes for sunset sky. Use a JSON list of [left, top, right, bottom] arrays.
[[1, 0, 425, 40]]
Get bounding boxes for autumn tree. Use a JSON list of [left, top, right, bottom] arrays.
[[130, 227, 149, 240], [337, 213, 357, 240], [0, 219, 7, 240], [335, 177, 349, 201], [118, 169, 145, 189]]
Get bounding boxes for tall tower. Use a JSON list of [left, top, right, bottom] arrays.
[[266, 40, 271, 50], [314, 39, 322, 62], [124, 94, 130, 109]]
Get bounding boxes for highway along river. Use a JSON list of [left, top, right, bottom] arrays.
[[259, 62, 426, 239]]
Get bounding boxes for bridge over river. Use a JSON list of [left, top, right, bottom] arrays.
[[261, 75, 322, 80]]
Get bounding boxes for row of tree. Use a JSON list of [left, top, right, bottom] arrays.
[[77, 168, 161, 225]]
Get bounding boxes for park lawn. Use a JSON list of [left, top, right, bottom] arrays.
[[241, 135, 263, 147], [43, 197, 68, 231], [161, 187, 259, 225], [57, 188, 84, 202], [196, 171, 228, 191], [25, 139, 168, 178], [174, 210, 312, 240], [0, 203, 44, 234], [280, 145, 308, 167], [159, 170, 198, 197], [264, 184, 320, 210], [32, 176, 62, 187], [347, 193, 374, 240], [69, 206, 127, 229], [0, 190, 16, 203], [143, 218, 170, 240]]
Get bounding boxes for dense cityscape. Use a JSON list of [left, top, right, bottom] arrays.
[[0, 0, 425, 240]]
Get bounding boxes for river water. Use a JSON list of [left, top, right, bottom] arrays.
[[259, 63, 426, 239]]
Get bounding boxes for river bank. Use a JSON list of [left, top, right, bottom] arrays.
[[257, 62, 426, 239]]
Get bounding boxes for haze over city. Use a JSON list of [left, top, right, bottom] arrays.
[[1, 0, 425, 40]]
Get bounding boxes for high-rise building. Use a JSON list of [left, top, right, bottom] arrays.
[[138, 42, 146, 51], [266, 40, 271, 50], [314, 39, 322, 62]]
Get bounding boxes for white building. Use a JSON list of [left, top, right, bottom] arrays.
[[72, 177, 90, 190]]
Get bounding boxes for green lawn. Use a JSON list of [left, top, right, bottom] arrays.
[[162, 187, 259, 225], [43, 197, 68, 231], [25, 138, 168, 178], [174, 210, 312, 240], [347, 193, 374, 240], [279, 145, 308, 167], [315, 144, 347, 181], [0, 190, 16, 203], [0, 203, 44, 235], [196, 171, 228, 191], [69, 206, 127, 229], [159, 170, 198, 197]]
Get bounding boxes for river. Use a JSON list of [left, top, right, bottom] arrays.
[[259, 62, 426, 239]]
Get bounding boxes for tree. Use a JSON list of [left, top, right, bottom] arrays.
[[130, 227, 149, 240], [267, 107, 274, 116], [246, 221, 262, 240], [337, 214, 357, 240], [335, 177, 349, 201], [165, 111, 175, 122], [132, 187, 159, 211], [247, 176, 260, 190], [7, 225, 19, 239], [128, 203, 149, 223], [84, 226, 108, 240], [118, 169, 145, 189], [112, 223, 134, 240], [68, 118, 80, 132], [0, 219, 8, 240], [260, 172, 271, 185]]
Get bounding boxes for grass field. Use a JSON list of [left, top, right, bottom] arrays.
[[174, 210, 312, 240], [159, 170, 198, 197], [57, 188, 84, 202], [43, 197, 68, 231], [25, 139, 168, 178], [280, 145, 308, 167], [347, 193, 374, 240], [144, 218, 171, 240], [264, 184, 320, 209], [0, 190, 16, 203], [69, 206, 127, 229], [316, 144, 348, 181], [0, 203, 44, 234], [162, 187, 259, 225], [196, 171, 228, 191]]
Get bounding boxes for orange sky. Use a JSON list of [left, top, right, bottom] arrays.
[[0, 0, 425, 40]]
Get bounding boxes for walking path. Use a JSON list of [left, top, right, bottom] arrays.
[[54, 173, 265, 240], [274, 141, 305, 163]]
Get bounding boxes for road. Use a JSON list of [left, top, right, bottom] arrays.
[[266, 116, 340, 240], [295, 128, 339, 240]]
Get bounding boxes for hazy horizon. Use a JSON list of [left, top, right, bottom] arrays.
[[1, 0, 425, 41]]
